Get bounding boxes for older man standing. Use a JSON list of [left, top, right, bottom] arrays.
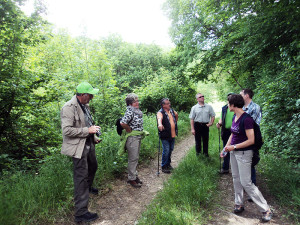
[[61, 82, 101, 223], [157, 98, 178, 174], [190, 93, 215, 157]]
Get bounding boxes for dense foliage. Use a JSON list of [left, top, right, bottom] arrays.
[[0, 0, 299, 223], [0, 1, 196, 171], [164, 0, 300, 162]]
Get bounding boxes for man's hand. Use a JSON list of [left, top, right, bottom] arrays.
[[158, 125, 164, 132], [206, 123, 212, 127], [216, 122, 222, 129], [95, 139, 102, 144], [191, 129, 195, 135], [89, 125, 100, 134]]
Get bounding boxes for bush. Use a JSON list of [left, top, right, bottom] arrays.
[[0, 112, 191, 224]]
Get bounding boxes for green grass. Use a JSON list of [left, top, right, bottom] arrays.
[[138, 124, 221, 225], [0, 112, 191, 225], [258, 153, 300, 222], [138, 122, 300, 224], [1, 113, 298, 224], [0, 155, 74, 224]]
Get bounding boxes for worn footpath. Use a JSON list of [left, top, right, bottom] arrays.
[[60, 134, 294, 225]]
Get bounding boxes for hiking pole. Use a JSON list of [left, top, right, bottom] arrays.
[[157, 137, 160, 176], [218, 128, 221, 173]]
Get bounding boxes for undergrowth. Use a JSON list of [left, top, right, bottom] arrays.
[[0, 112, 190, 225]]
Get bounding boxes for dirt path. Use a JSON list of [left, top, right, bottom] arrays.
[[61, 134, 293, 225], [209, 167, 292, 225], [90, 135, 195, 225]]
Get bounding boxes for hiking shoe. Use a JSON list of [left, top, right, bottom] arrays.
[[75, 212, 99, 222], [127, 180, 142, 188], [262, 209, 273, 222], [162, 167, 171, 174], [135, 176, 143, 184], [89, 186, 99, 195], [247, 197, 253, 202], [219, 169, 229, 174], [167, 165, 174, 170], [233, 205, 244, 214]]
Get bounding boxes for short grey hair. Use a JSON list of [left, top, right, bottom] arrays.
[[125, 93, 138, 106], [195, 93, 202, 98]]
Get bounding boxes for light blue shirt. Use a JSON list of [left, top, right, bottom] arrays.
[[243, 101, 262, 125]]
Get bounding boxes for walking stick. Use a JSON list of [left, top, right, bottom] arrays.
[[218, 128, 221, 173], [157, 136, 160, 176]]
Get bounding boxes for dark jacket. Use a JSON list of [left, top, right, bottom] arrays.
[[221, 105, 230, 139], [158, 108, 178, 140]]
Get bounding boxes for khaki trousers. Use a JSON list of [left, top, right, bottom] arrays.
[[126, 135, 142, 180], [230, 150, 269, 212]]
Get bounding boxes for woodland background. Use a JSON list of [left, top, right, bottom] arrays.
[[0, 0, 299, 224]]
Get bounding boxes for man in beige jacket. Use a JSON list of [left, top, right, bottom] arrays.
[[61, 82, 101, 223]]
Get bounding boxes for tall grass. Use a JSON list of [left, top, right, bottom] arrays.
[[0, 112, 191, 224], [138, 125, 221, 225], [258, 153, 300, 222], [0, 155, 74, 224]]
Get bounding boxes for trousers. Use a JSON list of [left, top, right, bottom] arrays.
[[161, 138, 175, 168], [222, 128, 231, 170], [72, 140, 98, 216], [126, 135, 142, 180], [194, 122, 209, 156], [230, 150, 269, 212]]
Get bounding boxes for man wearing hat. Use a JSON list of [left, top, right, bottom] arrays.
[[61, 82, 101, 223], [216, 93, 235, 174]]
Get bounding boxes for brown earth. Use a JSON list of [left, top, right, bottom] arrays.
[[60, 135, 295, 225]]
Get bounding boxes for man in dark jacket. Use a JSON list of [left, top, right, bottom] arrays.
[[157, 98, 178, 173], [216, 93, 235, 174]]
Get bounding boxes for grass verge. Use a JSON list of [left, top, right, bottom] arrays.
[[138, 125, 221, 225], [258, 153, 300, 222]]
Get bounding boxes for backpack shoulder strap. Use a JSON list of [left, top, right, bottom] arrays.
[[238, 113, 250, 135]]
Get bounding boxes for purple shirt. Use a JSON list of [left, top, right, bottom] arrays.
[[231, 113, 254, 145]]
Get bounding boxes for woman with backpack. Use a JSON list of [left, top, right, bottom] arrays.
[[223, 94, 272, 222], [120, 93, 146, 188]]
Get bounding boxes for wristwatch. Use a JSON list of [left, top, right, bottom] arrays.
[[234, 145, 237, 150]]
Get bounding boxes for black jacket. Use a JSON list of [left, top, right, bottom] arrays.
[[158, 108, 178, 140]]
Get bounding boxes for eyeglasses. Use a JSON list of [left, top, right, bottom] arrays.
[[84, 93, 93, 99], [198, 96, 204, 98]]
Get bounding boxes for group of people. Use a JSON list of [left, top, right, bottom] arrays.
[[60, 82, 272, 223]]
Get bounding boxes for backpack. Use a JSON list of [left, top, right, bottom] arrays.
[[116, 115, 134, 136], [116, 118, 123, 136], [234, 113, 264, 166]]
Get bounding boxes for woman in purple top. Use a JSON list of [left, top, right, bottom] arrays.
[[224, 94, 272, 222]]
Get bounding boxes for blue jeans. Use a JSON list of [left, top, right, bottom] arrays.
[[161, 138, 175, 168]]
